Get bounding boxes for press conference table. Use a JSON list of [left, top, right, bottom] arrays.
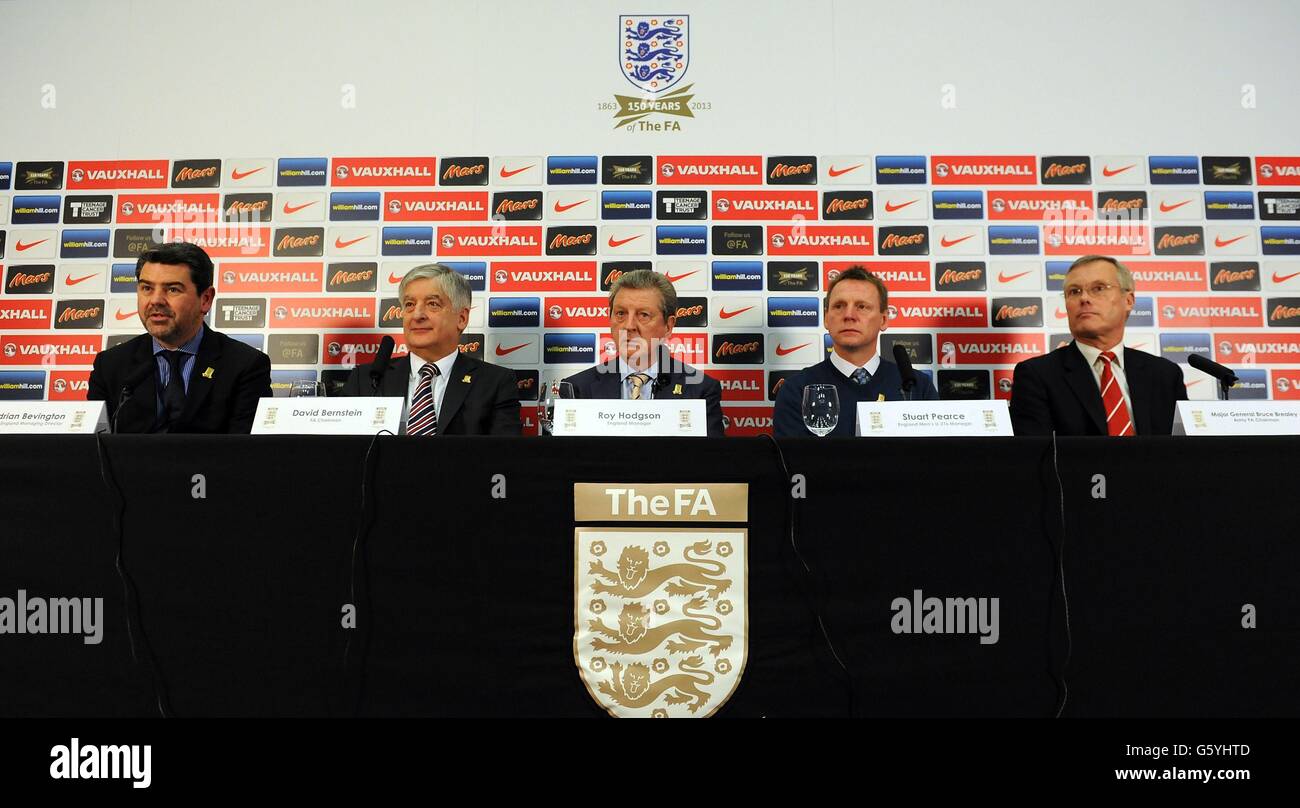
[[1, 435, 1295, 717]]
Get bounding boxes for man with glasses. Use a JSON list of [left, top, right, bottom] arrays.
[[1009, 254, 1186, 436]]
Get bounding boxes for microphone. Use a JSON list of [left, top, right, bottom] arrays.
[[370, 335, 395, 394], [893, 343, 918, 394], [115, 360, 157, 433], [1188, 353, 1239, 399]]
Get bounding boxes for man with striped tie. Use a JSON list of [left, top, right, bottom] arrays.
[[1009, 254, 1186, 436], [340, 264, 520, 435], [562, 269, 725, 436]]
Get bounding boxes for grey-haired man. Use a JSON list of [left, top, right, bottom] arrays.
[[341, 264, 520, 435]]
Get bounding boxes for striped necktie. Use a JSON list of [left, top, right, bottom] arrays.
[[407, 363, 441, 436], [1098, 351, 1134, 436], [627, 373, 650, 400]]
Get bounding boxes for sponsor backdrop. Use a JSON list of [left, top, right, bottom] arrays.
[[3, 1, 1299, 432]]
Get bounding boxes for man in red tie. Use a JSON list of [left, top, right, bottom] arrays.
[[1009, 254, 1187, 436]]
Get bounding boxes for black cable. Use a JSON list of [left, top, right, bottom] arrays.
[[341, 429, 391, 716], [1048, 431, 1073, 718], [95, 432, 173, 717], [760, 433, 853, 716]]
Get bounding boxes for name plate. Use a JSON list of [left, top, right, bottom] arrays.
[[856, 400, 1013, 437], [553, 399, 707, 437], [0, 401, 108, 434], [1176, 400, 1300, 436], [251, 397, 404, 435]]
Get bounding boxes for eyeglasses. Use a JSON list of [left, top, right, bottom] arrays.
[[1064, 282, 1123, 300]]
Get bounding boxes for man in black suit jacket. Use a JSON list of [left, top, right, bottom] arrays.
[[339, 264, 520, 436], [561, 269, 724, 437], [1010, 255, 1187, 436], [88, 242, 271, 433], [774, 265, 938, 437]]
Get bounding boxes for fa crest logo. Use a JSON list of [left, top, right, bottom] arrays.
[[610, 15, 700, 131], [620, 16, 689, 93], [575, 529, 747, 717]]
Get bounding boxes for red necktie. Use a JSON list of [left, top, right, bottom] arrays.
[[1098, 351, 1134, 436]]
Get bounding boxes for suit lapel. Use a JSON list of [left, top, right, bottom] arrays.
[[437, 353, 475, 431], [382, 357, 410, 398], [595, 360, 623, 399], [129, 336, 161, 431], [178, 328, 221, 426], [1123, 347, 1154, 435], [1062, 342, 1108, 434]]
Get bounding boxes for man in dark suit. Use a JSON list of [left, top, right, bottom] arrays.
[[340, 264, 520, 435], [1010, 254, 1186, 436], [561, 269, 724, 437], [774, 266, 938, 437], [88, 242, 271, 433]]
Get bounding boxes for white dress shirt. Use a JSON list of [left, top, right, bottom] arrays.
[[828, 349, 881, 381]]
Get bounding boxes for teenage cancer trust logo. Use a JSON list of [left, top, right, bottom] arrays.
[[610, 15, 703, 131], [575, 529, 746, 717]]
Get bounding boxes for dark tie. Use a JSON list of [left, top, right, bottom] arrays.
[[161, 350, 187, 429], [407, 363, 441, 436], [851, 367, 871, 386]]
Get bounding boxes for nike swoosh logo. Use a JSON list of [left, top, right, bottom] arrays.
[[997, 271, 1031, 283], [1054, 310, 1068, 319], [1273, 271, 1300, 283], [664, 270, 698, 283], [554, 199, 588, 213], [1215, 235, 1247, 247], [828, 164, 863, 177], [718, 306, 754, 319], [608, 234, 642, 248], [115, 310, 138, 321], [334, 236, 367, 249], [283, 201, 316, 214], [231, 167, 265, 180], [775, 343, 810, 356], [16, 239, 49, 251], [66, 273, 98, 286], [1102, 164, 1135, 177], [495, 342, 530, 356], [499, 165, 534, 178], [1159, 200, 1191, 212], [388, 273, 404, 284], [940, 235, 975, 247], [885, 199, 919, 212]]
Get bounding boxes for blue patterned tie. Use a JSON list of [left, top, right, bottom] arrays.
[[851, 367, 871, 386]]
